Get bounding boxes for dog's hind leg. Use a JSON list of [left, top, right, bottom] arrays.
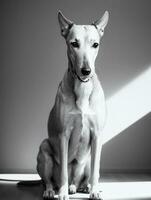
[[37, 139, 55, 199]]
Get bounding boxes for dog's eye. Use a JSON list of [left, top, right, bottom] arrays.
[[70, 41, 79, 48], [92, 42, 99, 48]]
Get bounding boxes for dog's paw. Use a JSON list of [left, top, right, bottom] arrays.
[[78, 184, 91, 193], [43, 188, 55, 199], [58, 193, 69, 200], [90, 186, 102, 200], [69, 184, 77, 194], [90, 191, 102, 200], [59, 185, 69, 200]]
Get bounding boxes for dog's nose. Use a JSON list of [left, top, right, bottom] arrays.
[[81, 67, 91, 76]]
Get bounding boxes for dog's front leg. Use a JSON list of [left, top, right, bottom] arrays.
[[59, 134, 69, 200], [90, 133, 102, 200]]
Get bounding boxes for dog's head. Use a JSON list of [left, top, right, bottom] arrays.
[[58, 11, 109, 82]]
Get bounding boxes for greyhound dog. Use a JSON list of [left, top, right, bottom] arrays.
[[37, 11, 109, 200]]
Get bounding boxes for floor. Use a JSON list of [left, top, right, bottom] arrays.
[[1, 173, 151, 200]]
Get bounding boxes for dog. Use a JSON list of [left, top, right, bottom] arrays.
[[37, 11, 109, 200]]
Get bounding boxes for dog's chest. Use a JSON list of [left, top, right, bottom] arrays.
[[68, 110, 91, 162], [67, 81, 95, 161], [74, 79, 93, 114]]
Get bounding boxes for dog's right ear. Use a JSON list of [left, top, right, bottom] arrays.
[[58, 11, 74, 37]]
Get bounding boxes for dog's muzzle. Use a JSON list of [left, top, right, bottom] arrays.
[[68, 57, 92, 83], [81, 67, 91, 76], [70, 68, 91, 83]]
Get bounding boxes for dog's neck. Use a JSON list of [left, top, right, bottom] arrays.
[[62, 61, 95, 112], [74, 75, 93, 112]]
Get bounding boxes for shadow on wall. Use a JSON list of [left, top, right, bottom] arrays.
[[101, 112, 151, 173]]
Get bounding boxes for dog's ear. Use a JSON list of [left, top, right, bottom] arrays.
[[58, 11, 73, 37], [92, 11, 109, 36]]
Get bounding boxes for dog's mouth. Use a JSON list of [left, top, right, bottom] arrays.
[[75, 72, 93, 83], [69, 64, 92, 83], [77, 74, 90, 82]]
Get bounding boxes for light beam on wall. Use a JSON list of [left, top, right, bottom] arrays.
[[103, 67, 151, 144]]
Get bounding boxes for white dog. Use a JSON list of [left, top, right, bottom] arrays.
[[37, 11, 109, 200]]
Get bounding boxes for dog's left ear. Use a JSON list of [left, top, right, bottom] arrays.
[[92, 11, 109, 36], [58, 11, 74, 37]]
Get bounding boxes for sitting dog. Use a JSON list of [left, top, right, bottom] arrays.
[[37, 11, 109, 200]]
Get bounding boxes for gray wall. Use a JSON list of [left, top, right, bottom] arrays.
[[0, 0, 151, 173]]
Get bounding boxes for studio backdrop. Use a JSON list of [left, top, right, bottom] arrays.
[[0, 0, 151, 173]]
